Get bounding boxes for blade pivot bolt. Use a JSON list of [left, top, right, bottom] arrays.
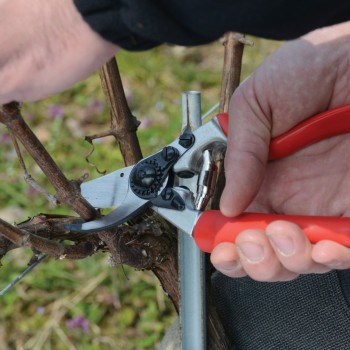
[[179, 132, 195, 149], [133, 165, 157, 187]]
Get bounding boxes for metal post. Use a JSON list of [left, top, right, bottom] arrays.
[[179, 91, 206, 350]]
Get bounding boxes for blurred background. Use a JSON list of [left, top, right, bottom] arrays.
[[0, 37, 281, 349]]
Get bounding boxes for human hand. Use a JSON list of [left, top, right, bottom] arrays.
[[212, 22, 350, 281], [0, 0, 119, 104]]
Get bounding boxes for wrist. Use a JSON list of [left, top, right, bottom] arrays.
[[0, 0, 119, 103]]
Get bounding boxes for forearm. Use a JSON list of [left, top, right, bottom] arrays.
[[0, 0, 119, 104]]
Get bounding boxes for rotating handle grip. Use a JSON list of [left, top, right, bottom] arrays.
[[216, 104, 350, 160], [194, 211, 350, 253], [196, 105, 350, 252]]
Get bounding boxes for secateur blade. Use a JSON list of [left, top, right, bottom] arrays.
[[65, 192, 151, 232], [66, 137, 190, 233], [66, 164, 153, 232], [80, 166, 134, 208]]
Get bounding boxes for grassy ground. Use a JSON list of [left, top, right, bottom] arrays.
[[0, 37, 281, 349]]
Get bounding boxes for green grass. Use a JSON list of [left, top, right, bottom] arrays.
[[0, 37, 281, 349]]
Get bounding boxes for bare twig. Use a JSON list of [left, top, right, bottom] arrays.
[[84, 137, 107, 175], [97, 59, 180, 311], [9, 131, 58, 205], [206, 32, 248, 349], [220, 32, 251, 113], [99, 58, 143, 166], [0, 217, 97, 259], [0, 102, 97, 220]]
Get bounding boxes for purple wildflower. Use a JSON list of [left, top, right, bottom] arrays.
[[26, 186, 38, 197], [47, 104, 64, 119], [87, 98, 105, 113], [0, 133, 11, 144], [66, 315, 89, 334], [36, 306, 45, 315]]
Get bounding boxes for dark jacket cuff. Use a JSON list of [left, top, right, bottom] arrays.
[[73, 0, 159, 51]]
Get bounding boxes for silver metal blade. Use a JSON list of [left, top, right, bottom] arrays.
[[66, 195, 151, 232], [80, 166, 133, 208], [152, 187, 199, 235]]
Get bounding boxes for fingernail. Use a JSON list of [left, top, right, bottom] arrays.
[[237, 242, 264, 262], [268, 235, 295, 256], [216, 260, 241, 272], [326, 259, 342, 268]]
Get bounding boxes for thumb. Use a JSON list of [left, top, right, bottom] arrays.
[[220, 80, 271, 217]]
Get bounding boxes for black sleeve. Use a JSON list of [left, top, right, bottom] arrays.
[[74, 0, 350, 51]]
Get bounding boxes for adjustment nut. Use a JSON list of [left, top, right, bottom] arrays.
[[161, 146, 178, 161]]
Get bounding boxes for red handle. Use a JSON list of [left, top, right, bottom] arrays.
[[196, 105, 350, 252], [216, 104, 350, 160], [194, 211, 350, 253]]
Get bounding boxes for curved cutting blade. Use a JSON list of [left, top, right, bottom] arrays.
[[80, 166, 133, 208], [65, 195, 151, 232], [65, 165, 152, 232]]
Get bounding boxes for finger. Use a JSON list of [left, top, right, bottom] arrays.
[[220, 80, 271, 217], [312, 240, 350, 270], [266, 221, 330, 274], [210, 242, 247, 278], [235, 229, 299, 281]]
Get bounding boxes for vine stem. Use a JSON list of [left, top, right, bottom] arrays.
[[220, 32, 252, 113], [206, 32, 249, 349], [0, 217, 96, 259], [99, 58, 142, 166], [97, 58, 180, 311], [0, 102, 97, 220]]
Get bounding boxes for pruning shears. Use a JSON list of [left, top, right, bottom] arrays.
[[66, 104, 350, 252]]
